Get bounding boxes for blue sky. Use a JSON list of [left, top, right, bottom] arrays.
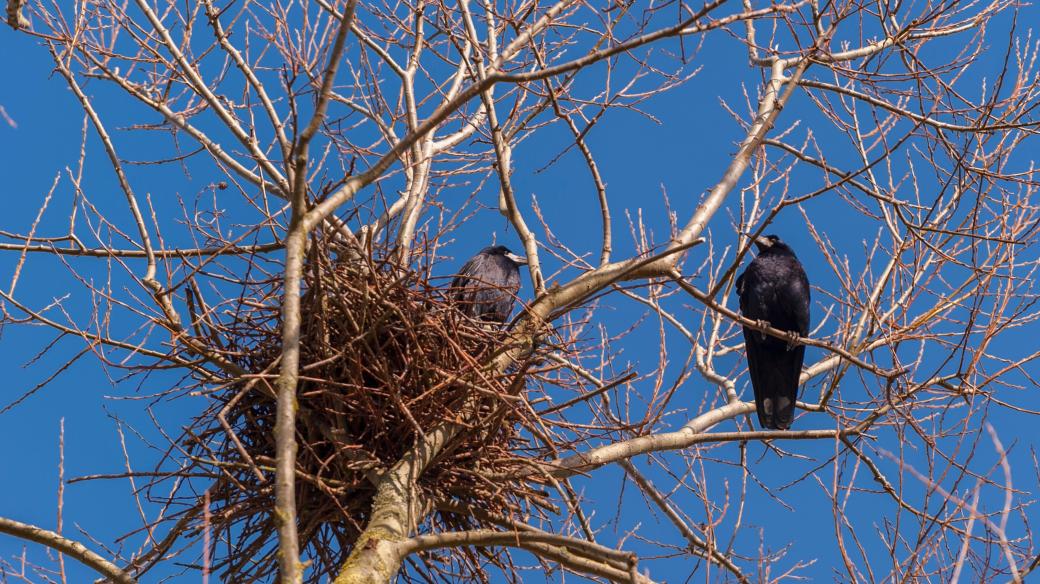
[[2, 1, 1040, 582]]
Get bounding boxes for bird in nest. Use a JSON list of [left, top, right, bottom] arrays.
[[451, 245, 528, 324]]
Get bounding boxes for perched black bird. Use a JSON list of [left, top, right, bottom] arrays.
[[451, 245, 528, 323], [736, 234, 811, 430]]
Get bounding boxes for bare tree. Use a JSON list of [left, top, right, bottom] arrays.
[[2, 0, 1040, 582]]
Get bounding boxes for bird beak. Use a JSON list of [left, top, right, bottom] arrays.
[[743, 232, 773, 249], [505, 251, 528, 265]]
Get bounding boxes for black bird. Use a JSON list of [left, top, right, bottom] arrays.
[[451, 245, 528, 323], [736, 234, 811, 430]]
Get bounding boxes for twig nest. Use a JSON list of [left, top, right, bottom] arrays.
[[181, 238, 549, 581]]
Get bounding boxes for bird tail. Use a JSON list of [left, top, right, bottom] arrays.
[[767, 346, 803, 429]]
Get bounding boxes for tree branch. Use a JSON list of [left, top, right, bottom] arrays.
[[0, 516, 135, 584]]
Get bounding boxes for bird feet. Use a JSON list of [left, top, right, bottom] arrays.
[[784, 330, 801, 350], [755, 319, 772, 341]]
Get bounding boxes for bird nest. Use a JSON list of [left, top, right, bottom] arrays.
[[178, 238, 551, 582]]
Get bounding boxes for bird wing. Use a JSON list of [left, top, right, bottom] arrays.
[[451, 254, 490, 317], [764, 262, 810, 335], [740, 325, 773, 429], [490, 267, 521, 322], [737, 265, 774, 428], [765, 259, 810, 428], [451, 253, 486, 292], [791, 267, 811, 335]]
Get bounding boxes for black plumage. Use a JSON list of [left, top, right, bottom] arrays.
[[451, 245, 528, 323], [736, 234, 811, 430]]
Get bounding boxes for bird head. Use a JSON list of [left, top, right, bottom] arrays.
[[486, 245, 528, 266], [745, 233, 785, 252]]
